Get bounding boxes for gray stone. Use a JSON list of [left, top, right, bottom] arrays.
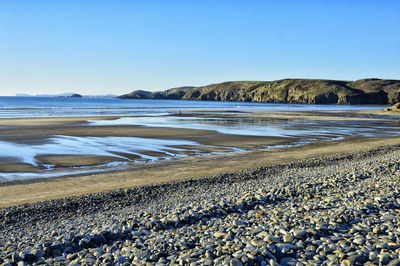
[[31, 249, 45, 258], [293, 229, 307, 238], [280, 257, 297, 266], [214, 232, 226, 239], [283, 235, 294, 243], [389, 259, 400, 266], [135, 251, 149, 260], [230, 258, 243, 266], [18, 251, 37, 262]]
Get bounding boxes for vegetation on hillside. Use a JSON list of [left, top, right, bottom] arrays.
[[119, 78, 400, 104]]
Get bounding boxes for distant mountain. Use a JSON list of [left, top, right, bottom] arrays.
[[36, 93, 79, 97], [13, 93, 117, 98], [120, 87, 195, 100], [119, 78, 400, 105], [84, 94, 118, 98]]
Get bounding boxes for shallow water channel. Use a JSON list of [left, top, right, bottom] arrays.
[[1, 114, 400, 182]]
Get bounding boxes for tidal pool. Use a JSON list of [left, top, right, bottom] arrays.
[[2, 114, 400, 182], [0, 135, 212, 166], [0, 134, 247, 182]]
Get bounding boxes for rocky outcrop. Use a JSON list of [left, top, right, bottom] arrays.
[[384, 102, 400, 112], [118, 90, 152, 99], [119, 78, 400, 105], [70, 94, 82, 98]]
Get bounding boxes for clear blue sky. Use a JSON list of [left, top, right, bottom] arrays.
[[0, 0, 399, 96]]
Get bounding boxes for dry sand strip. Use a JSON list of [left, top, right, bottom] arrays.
[[1, 136, 400, 208], [0, 116, 123, 126], [171, 108, 400, 121]]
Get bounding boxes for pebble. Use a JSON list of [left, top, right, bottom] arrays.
[[280, 257, 297, 265]]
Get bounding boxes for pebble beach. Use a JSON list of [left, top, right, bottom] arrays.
[[1, 143, 400, 265], [2, 1, 400, 264]]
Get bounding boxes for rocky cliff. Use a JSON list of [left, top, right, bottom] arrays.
[[384, 103, 400, 112], [119, 78, 400, 104]]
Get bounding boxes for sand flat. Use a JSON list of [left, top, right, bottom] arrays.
[[1, 110, 400, 207], [0, 124, 291, 172], [0, 124, 290, 145], [1, 136, 400, 208], [0, 116, 121, 126], [174, 109, 399, 121], [35, 154, 128, 167]]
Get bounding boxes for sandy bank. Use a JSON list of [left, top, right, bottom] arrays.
[[1, 136, 400, 208], [176, 108, 400, 121], [0, 124, 291, 172]]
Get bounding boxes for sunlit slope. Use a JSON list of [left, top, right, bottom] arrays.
[[120, 79, 400, 104]]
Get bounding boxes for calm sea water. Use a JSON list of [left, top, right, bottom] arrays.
[[0, 96, 386, 118]]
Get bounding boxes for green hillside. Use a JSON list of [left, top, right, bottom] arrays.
[[119, 78, 400, 104]]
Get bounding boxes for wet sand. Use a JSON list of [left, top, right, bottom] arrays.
[[0, 116, 119, 126], [177, 108, 397, 121], [1, 136, 400, 208], [0, 124, 292, 172], [0, 110, 399, 207], [35, 155, 128, 168]]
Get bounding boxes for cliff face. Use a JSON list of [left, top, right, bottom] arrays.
[[119, 79, 400, 105], [384, 103, 400, 112]]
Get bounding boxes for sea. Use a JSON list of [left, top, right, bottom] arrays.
[[0, 96, 387, 118]]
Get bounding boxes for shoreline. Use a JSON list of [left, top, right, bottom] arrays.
[[2, 139, 400, 264], [0, 109, 400, 208], [3, 140, 397, 224], [0, 124, 292, 173], [0, 107, 396, 125], [1, 135, 400, 208]]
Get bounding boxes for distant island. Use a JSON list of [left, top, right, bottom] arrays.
[[119, 78, 400, 105], [69, 93, 82, 97]]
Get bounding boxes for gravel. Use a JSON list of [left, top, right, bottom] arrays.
[[1, 144, 400, 265]]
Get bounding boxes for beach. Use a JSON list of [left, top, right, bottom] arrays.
[[0, 109, 400, 206], [2, 0, 399, 264], [1, 108, 400, 265]]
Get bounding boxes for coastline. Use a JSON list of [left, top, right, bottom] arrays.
[[1, 109, 400, 264], [0, 108, 400, 208], [1, 135, 400, 208]]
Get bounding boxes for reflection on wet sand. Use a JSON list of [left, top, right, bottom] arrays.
[[1, 111, 400, 182], [0, 134, 256, 181], [89, 115, 400, 138], [0, 135, 208, 168]]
